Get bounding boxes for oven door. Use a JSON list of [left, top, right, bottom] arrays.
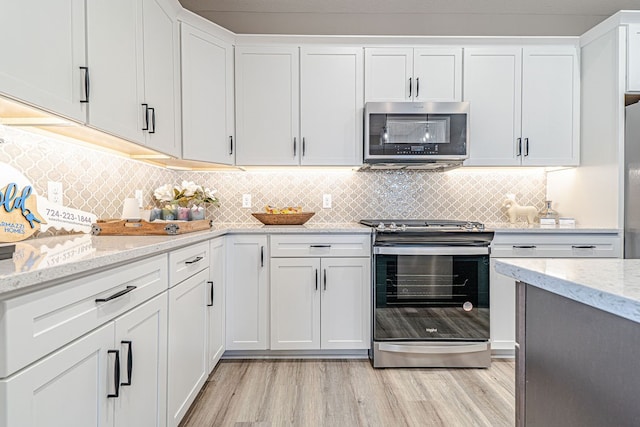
[[373, 246, 490, 342]]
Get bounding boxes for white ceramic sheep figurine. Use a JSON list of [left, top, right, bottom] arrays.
[[502, 199, 537, 224]]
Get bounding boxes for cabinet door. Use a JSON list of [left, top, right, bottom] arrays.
[[489, 259, 516, 352], [413, 48, 462, 102], [364, 48, 413, 102], [463, 47, 522, 166], [628, 24, 640, 92], [0, 323, 115, 427], [270, 258, 321, 350], [0, 0, 86, 122], [226, 235, 269, 350], [167, 270, 209, 427], [140, 0, 181, 157], [320, 258, 370, 350], [300, 47, 363, 166], [86, 0, 145, 144], [207, 237, 226, 372], [114, 293, 168, 427], [181, 24, 234, 165], [521, 47, 579, 166], [235, 47, 299, 165]]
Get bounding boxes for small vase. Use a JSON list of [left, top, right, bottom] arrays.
[[177, 206, 191, 221], [190, 206, 205, 221], [150, 208, 162, 221], [161, 205, 177, 221]]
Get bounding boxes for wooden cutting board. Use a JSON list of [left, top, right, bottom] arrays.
[[91, 219, 212, 236]]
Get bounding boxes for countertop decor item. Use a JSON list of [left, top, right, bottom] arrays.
[[91, 219, 213, 236], [538, 200, 559, 223], [501, 198, 537, 224], [251, 212, 315, 225]]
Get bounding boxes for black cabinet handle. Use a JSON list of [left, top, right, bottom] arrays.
[[207, 281, 214, 306], [323, 269, 327, 291], [315, 269, 318, 291], [260, 246, 264, 267], [107, 350, 120, 398], [142, 104, 149, 131], [149, 107, 156, 134], [80, 66, 90, 103], [121, 341, 133, 386], [293, 137, 297, 157], [513, 245, 536, 249], [416, 77, 420, 98], [524, 138, 529, 156], [516, 137, 522, 156], [310, 245, 331, 248], [229, 136, 234, 155], [185, 256, 203, 265], [572, 245, 596, 249], [302, 137, 306, 157], [408, 77, 412, 98], [95, 286, 136, 303]]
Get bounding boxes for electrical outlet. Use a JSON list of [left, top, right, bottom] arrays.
[[242, 194, 252, 208], [322, 194, 332, 209], [47, 181, 63, 205], [134, 189, 143, 207]]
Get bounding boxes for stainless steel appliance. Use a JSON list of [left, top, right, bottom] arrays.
[[625, 101, 640, 258], [363, 102, 469, 170], [360, 219, 493, 368]]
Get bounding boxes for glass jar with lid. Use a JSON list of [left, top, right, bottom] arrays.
[[538, 200, 559, 223]]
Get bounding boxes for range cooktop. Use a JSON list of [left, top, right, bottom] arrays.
[[359, 219, 486, 232]]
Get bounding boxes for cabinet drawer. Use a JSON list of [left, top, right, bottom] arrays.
[[492, 243, 618, 258], [0, 254, 168, 378], [169, 242, 209, 285], [270, 234, 371, 257]]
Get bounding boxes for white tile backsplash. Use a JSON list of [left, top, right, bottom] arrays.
[[0, 124, 546, 237]]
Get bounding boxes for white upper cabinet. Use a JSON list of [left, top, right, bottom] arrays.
[[628, 24, 640, 92], [235, 46, 363, 166], [300, 47, 363, 165], [181, 23, 235, 165], [364, 47, 462, 102], [0, 0, 87, 122], [235, 47, 300, 166], [464, 46, 579, 166], [86, 0, 180, 157]]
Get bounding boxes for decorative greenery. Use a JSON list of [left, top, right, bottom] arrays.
[[154, 181, 220, 207]]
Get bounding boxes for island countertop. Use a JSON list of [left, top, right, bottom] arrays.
[[494, 258, 640, 324]]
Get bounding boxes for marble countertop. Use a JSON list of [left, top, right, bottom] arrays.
[[0, 222, 371, 298], [495, 258, 640, 324], [487, 222, 620, 234]]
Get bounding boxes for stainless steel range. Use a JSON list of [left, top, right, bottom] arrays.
[[360, 219, 494, 368]]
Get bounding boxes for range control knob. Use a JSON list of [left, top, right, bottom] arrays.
[[388, 222, 397, 230], [376, 222, 386, 230]]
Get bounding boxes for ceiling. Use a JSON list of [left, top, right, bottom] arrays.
[[179, 0, 639, 37]]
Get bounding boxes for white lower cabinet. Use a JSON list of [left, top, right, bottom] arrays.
[[269, 237, 371, 351], [0, 293, 168, 427], [225, 235, 269, 350], [167, 269, 209, 427], [489, 231, 622, 354], [207, 237, 226, 372]]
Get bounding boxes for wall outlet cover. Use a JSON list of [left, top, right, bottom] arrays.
[[242, 194, 252, 208], [47, 181, 63, 205], [323, 194, 332, 209]]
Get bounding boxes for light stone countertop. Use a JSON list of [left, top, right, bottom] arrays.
[[0, 222, 371, 298], [487, 222, 620, 234], [495, 258, 640, 324]]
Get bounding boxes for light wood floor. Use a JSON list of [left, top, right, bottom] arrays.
[[180, 359, 515, 427]]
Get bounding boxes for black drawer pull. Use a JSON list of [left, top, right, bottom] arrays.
[[207, 281, 214, 306], [513, 245, 536, 249], [315, 269, 318, 291], [310, 245, 331, 248], [107, 350, 120, 398], [185, 256, 203, 265], [95, 286, 136, 303], [80, 66, 90, 103], [229, 136, 234, 155], [323, 269, 327, 291], [572, 245, 596, 249], [141, 104, 149, 131], [121, 341, 133, 386], [260, 246, 264, 267]]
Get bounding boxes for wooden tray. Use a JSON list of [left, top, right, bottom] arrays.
[[91, 219, 212, 236], [251, 212, 315, 225]]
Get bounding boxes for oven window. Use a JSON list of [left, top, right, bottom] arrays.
[[374, 254, 490, 341]]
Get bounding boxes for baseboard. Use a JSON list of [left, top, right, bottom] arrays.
[[222, 349, 369, 360]]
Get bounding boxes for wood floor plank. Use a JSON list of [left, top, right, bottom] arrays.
[[180, 359, 515, 427]]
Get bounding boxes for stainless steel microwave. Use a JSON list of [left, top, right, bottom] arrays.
[[363, 102, 469, 167]]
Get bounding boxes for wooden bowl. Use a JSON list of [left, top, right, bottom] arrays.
[[251, 212, 315, 225]]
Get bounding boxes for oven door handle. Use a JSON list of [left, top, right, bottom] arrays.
[[373, 246, 489, 256], [378, 342, 489, 354]]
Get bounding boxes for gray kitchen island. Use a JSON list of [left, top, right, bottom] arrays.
[[495, 258, 640, 427]]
